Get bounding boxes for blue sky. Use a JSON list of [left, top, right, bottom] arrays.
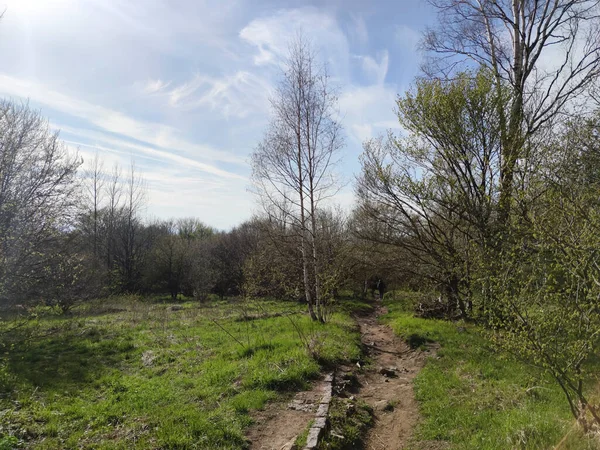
[[0, 0, 434, 229]]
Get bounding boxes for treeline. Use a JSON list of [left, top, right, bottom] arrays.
[[0, 101, 380, 313], [77, 161, 390, 308]]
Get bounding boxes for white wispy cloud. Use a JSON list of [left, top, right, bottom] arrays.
[[395, 24, 421, 52], [349, 14, 369, 47], [357, 50, 389, 85], [163, 71, 272, 118], [143, 79, 171, 94], [239, 7, 350, 74], [65, 135, 245, 181], [339, 83, 401, 144], [0, 74, 244, 173]]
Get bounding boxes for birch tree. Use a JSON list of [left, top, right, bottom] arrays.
[[82, 152, 105, 261], [251, 35, 343, 322]]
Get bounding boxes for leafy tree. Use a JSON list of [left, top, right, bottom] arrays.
[[424, 0, 600, 225], [490, 152, 600, 427], [357, 70, 504, 316], [38, 235, 102, 313], [243, 218, 304, 301]]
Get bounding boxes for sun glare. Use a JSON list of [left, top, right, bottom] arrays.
[[9, 0, 73, 17]]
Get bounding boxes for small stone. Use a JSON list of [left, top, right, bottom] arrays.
[[280, 437, 297, 450], [374, 400, 388, 411], [141, 350, 155, 367], [288, 399, 314, 412]]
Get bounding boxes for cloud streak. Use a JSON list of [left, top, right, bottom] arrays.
[[163, 71, 272, 118], [0, 74, 245, 176]]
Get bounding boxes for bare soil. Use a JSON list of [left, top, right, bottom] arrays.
[[356, 304, 430, 450], [246, 377, 331, 450]]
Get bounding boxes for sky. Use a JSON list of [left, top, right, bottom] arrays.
[[0, 0, 435, 229]]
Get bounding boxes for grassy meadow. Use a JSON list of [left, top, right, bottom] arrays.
[[3, 292, 600, 450], [382, 294, 600, 450], [0, 296, 361, 449]]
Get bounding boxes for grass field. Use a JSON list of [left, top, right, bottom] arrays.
[[5, 292, 600, 450], [382, 294, 600, 450], [0, 296, 361, 449]]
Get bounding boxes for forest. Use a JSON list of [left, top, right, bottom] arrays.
[[2, 0, 600, 449]]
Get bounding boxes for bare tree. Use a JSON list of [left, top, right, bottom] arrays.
[[82, 152, 105, 261], [104, 163, 122, 274], [251, 35, 343, 322], [0, 101, 81, 305], [114, 160, 147, 292], [424, 0, 600, 224]]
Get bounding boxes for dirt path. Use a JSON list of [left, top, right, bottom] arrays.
[[246, 377, 331, 450], [356, 303, 429, 450], [247, 303, 428, 450]]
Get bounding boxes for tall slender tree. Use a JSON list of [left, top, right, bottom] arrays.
[[251, 35, 343, 322], [82, 152, 105, 261]]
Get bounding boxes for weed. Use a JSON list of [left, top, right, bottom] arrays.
[[295, 419, 313, 448], [0, 436, 19, 450]]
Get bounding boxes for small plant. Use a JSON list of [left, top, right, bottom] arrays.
[[294, 419, 313, 448], [0, 435, 19, 450]]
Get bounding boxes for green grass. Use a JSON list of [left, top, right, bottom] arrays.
[[382, 295, 600, 450], [0, 296, 361, 449]]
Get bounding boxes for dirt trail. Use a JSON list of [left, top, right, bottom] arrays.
[[356, 303, 429, 450], [246, 377, 331, 450], [247, 302, 428, 450]]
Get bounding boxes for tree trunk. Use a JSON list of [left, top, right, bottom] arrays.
[[310, 192, 323, 322], [297, 128, 317, 321]]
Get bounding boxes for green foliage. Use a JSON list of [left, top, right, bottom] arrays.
[[357, 69, 508, 317], [383, 296, 600, 450], [0, 435, 19, 450], [295, 420, 313, 448], [383, 290, 427, 313], [334, 296, 375, 316], [485, 158, 600, 424], [0, 296, 361, 449]]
